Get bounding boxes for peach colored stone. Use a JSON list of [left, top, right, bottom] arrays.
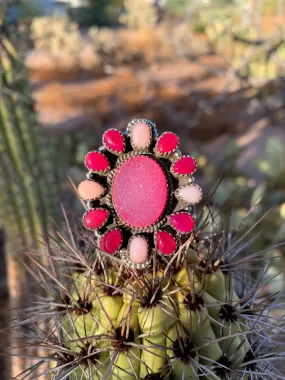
[[178, 185, 202, 204], [129, 236, 148, 263], [78, 180, 105, 200], [131, 122, 151, 149]]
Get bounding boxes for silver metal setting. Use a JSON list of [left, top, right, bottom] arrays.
[[79, 119, 202, 266]]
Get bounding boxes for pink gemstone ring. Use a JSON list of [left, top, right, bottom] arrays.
[[77, 119, 203, 268]]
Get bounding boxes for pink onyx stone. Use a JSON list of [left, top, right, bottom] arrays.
[[129, 236, 148, 263], [112, 156, 168, 228], [100, 229, 122, 254], [173, 156, 197, 175], [169, 212, 195, 233], [103, 129, 125, 153], [131, 122, 151, 149], [83, 209, 109, 230], [178, 184, 202, 205], [157, 132, 179, 154], [84, 151, 110, 172], [156, 231, 177, 255], [78, 180, 105, 200]]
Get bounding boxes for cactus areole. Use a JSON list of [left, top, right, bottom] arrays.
[[79, 119, 202, 268]]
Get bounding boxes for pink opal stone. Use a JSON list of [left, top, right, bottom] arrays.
[[156, 231, 176, 255], [103, 129, 125, 153], [131, 122, 151, 149], [78, 180, 105, 200], [83, 209, 109, 230], [100, 229, 122, 254], [169, 212, 195, 233], [84, 151, 110, 172], [173, 156, 197, 175], [112, 156, 168, 228], [129, 236, 148, 263], [178, 185, 202, 204], [157, 132, 179, 154]]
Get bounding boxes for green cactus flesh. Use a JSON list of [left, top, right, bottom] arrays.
[[19, 223, 284, 380]]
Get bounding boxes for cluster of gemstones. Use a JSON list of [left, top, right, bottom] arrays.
[[77, 119, 202, 268]]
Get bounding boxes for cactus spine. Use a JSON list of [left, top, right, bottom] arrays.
[[13, 212, 285, 379]]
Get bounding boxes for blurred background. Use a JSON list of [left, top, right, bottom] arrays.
[[0, 0, 285, 378]]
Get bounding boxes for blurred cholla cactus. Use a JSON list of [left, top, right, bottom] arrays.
[[13, 122, 285, 380], [31, 16, 82, 54], [120, 0, 157, 29], [88, 27, 119, 53], [232, 28, 285, 81]]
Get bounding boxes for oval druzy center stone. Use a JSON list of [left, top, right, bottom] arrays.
[[112, 156, 168, 228]]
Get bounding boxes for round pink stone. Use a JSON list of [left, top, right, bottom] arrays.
[[129, 236, 148, 263], [112, 156, 168, 228], [131, 122, 151, 149]]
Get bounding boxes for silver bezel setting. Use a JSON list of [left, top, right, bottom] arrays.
[[79, 119, 202, 265]]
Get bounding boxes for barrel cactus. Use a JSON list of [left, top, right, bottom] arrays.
[[18, 120, 284, 379]]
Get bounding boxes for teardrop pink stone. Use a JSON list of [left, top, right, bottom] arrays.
[[173, 156, 197, 175], [78, 180, 105, 200], [131, 122, 151, 149], [85, 151, 110, 172], [169, 212, 195, 233], [83, 209, 109, 230], [157, 132, 179, 153], [103, 129, 125, 153], [100, 229, 122, 254], [156, 231, 176, 255], [129, 236, 148, 263]]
